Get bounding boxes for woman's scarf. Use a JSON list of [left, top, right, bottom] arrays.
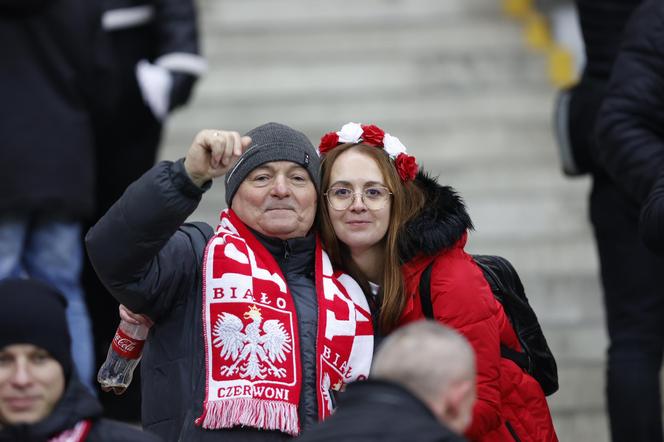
[[49, 420, 92, 442]]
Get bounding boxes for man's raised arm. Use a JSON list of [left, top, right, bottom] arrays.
[[85, 130, 249, 318]]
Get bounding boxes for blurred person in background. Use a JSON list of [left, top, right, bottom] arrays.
[[299, 320, 475, 442], [0, 0, 111, 392], [555, 0, 664, 440], [83, 0, 206, 420], [0, 278, 160, 441], [590, 1, 664, 440]]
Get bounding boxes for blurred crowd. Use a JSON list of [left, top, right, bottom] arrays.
[[0, 0, 204, 427]]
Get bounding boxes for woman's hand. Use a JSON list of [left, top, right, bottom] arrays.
[[119, 304, 154, 328]]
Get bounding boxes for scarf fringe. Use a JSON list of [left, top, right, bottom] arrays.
[[200, 398, 299, 436]]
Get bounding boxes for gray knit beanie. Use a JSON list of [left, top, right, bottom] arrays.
[[224, 122, 321, 206]]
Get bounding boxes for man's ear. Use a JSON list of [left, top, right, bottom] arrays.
[[440, 379, 475, 434]]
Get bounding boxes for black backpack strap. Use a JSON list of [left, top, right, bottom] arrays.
[[473, 256, 533, 372], [418, 262, 435, 319], [420, 258, 530, 370], [181, 221, 214, 257], [500, 344, 531, 373]]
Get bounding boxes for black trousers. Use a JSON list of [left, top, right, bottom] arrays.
[[84, 103, 161, 421], [590, 174, 664, 442]]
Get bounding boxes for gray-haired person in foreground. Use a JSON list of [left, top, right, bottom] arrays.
[[299, 320, 476, 442]]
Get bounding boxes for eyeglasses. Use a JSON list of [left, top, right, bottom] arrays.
[[325, 186, 392, 211]]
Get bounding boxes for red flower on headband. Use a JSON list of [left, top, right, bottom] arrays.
[[395, 153, 418, 182], [361, 124, 385, 147], [319, 131, 340, 154]]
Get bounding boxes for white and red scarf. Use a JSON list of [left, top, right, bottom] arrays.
[[196, 210, 373, 435], [49, 420, 92, 442]]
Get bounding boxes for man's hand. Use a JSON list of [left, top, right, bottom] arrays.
[[184, 129, 252, 187]]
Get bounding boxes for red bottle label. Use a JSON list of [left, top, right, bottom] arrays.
[[111, 327, 145, 359]]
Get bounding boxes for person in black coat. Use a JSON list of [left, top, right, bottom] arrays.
[[86, 124, 374, 441], [94, 0, 204, 210], [599, 0, 664, 258], [590, 1, 664, 441], [299, 320, 474, 442], [93, 0, 204, 219], [84, 0, 206, 420], [554, 0, 643, 176], [641, 181, 664, 254], [0, 279, 160, 442], [0, 0, 111, 392]]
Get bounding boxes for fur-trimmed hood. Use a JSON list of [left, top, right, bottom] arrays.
[[399, 171, 473, 263]]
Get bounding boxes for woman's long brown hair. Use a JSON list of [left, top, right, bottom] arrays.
[[319, 143, 425, 333]]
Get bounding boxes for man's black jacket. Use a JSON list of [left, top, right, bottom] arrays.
[[298, 380, 467, 442], [86, 160, 321, 441]]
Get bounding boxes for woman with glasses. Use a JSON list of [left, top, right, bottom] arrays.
[[317, 123, 557, 442]]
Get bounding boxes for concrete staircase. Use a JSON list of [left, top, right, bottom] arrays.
[[159, 0, 606, 439]]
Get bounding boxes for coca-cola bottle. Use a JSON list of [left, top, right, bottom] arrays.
[[97, 319, 149, 394]]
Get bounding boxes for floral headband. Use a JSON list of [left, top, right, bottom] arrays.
[[317, 122, 419, 182]]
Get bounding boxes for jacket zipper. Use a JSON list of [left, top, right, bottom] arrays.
[[284, 240, 291, 260], [505, 421, 522, 442]]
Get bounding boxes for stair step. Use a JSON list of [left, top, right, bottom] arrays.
[[551, 411, 609, 442], [463, 193, 589, 237], [200, 54, 545, 99], [549, 361, 606, 412], [523, 275, 603, 326], [202, 0, 504, 29], [544, 323, 606, 361], [166, 89, 553, 138], [163, 119, 555, 156], [201, 21, 525, 60], [465, 237, 598, 275]]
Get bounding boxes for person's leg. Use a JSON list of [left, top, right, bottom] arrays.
[[591, 175, 664, 442], [0, 212, 29, 278], [24, 215, 95, 391]]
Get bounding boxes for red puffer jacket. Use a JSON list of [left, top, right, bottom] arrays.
[[397, 173, 557, 442]]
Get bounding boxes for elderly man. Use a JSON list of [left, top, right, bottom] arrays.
[[299, 320, 476, 442], [0, 278, 160, 441], [86, 123, 373, 441]]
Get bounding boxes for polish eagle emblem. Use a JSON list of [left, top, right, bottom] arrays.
[[212, 305, 292, 379]]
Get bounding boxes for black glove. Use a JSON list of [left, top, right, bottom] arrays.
[[168, 72, 197, 112]]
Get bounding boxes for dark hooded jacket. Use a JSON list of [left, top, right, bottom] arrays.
[[562, 0, 642, 175], [85, 160, 324, 441], [0, 374, 160, 442], [587, 0, 664, 254], [99, 0, 203, 123], [594, 0, 664, 206], [298, 380, 466, 442], [0, 0, 110, 219], [396, 173, 557, 442]]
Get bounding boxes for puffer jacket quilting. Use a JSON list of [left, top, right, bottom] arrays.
[[397, 172, 557, 442]]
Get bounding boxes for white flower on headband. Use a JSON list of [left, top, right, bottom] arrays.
[[382, 133, 407, 159], [337, 122, 363, 143]]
